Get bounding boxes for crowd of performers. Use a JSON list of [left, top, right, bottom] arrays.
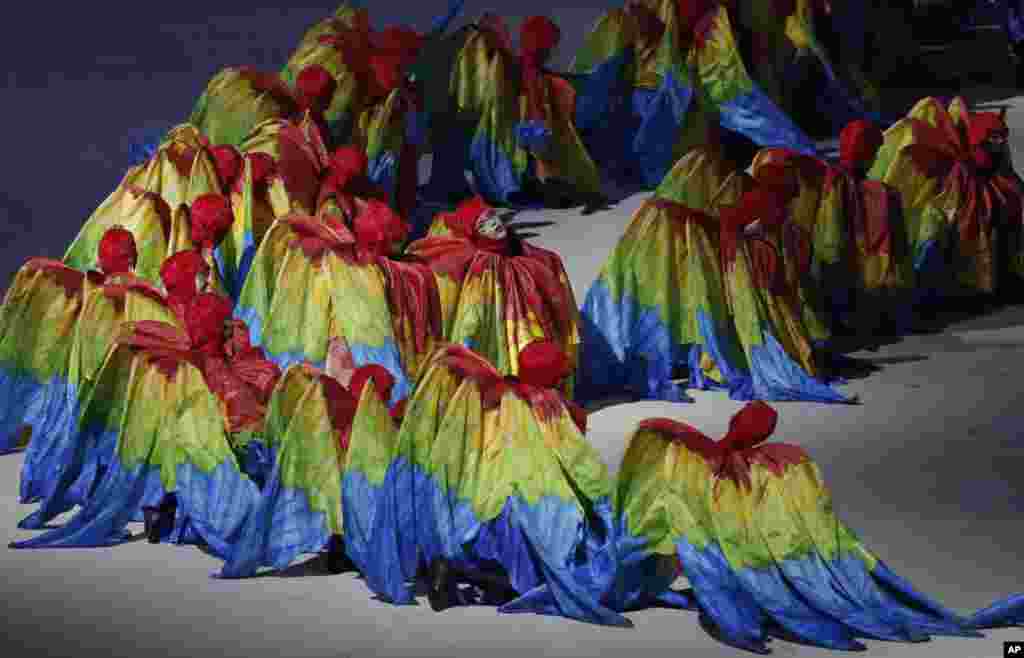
[[2, 1, 1024, 654]]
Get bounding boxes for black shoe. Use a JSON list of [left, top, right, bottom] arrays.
[[427, 558, 458, 612], [325, 534, 354, 574], [142, 494, 177, 544]]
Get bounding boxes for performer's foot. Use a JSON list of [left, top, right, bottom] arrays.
[[427, 558, 458, 612], [325, 534, 354, 574]]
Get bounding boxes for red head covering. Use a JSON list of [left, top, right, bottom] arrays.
[[372, 25, 424, 55], [295, 64, 337, 111], [349, 363, 395, 403], [210, 145, 243, 188], [189, 193, 234, 249], [753, 162, 800, 202], [368, 52, 406, 97], [184, 292, 234, 356], [717, 400, 778, 452], [160, 250, 210, 303], [98, 226, 138, 275], [246, 152, 276, 186], [446, 195, 492, 239], [520, 15, 560, 63], [330, 145, 369, 187], [967, 110, 1008, 147], [517, 340, 570, 389], [354, 199, 408, 257], [839, 120, 884, 173]]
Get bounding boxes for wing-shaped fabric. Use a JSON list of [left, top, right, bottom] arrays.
[[188, 67, 300, 147], [0, 261, 92, 456], [389, 344, 626, 625], [63, 187, 173, 283], [18, 275, 175, 521], [12, 322, 258, 559], [578, 147, 748, 403], [355, 87, 419, 218], [234, 216, 412, 403], [292, 2, 370, 52]]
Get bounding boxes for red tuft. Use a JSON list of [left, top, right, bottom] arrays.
[[189, 193, 234, 248], [159, 250, 210, 303], [349, 364, 395, 404], [371, 25, 424, 55], [718, 401, 778, 452], [330, 145, 369, 186], [445, 195, 492, 239], [295, 64, 337, 110], [520, 16, 560, 61], [967, 111, 1008, 147], [98, 227, 138, 275], [839, 120, 884, 173], [246, 152, 276, 186], [753, 162, 800, 201], [368, 52, 405, 96], [184, 292, 234, 356], [210, 145, 243, 187], [517, 340, 570, 389]]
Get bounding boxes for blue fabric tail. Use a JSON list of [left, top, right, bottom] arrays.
[[467, 130, 522, 205], [718, 86, 817, 156], [342, 464, 415, 604], [968, 591, 1024, 629], [219, 458, 330, 578], [630, 73, 693, 188], [0, 368, 78, 458], [744, 330, 854, 403]]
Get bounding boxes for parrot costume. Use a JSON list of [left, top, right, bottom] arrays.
[[219, 357, 405, 596], [412, 13, 602, 208], [217, 114, 331, 299], [570, 0, 816, 189], [233, 199, 441, 405], [10, 293, 276, 557], [580, 145, 850, 403], [869, 96, 1024, 299], [0, 228, 138, 457], [407, 195, 580, 397], [609, 401, 1024, 653], [383, 341, 626, 625], [18, 214, 235, 531]]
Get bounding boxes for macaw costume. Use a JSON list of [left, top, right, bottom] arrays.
[[580, 145, 850, 403], [412, 13, 602, 207], [869, 96, 1024, 299], [407, 195, 580, 398], [381, 341, 624, 624], [234, 199, 441, 405], [217, 113, 331, 298], [608, 401, 1024, 653], [570, 0, 816, 189], [11, 293, 276, 557], [18, 201, 236, 530], [0, 228, 138, 457], [218, 360, 404, 592]]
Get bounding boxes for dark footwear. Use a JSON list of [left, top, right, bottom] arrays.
[[325, 534, 354, 574], [142, 494, 177, 544], [427, 558, 458, 612]]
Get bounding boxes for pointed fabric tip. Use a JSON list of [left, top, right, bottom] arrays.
[[719, 401, 777, 452], [350, 364, 395, 405]]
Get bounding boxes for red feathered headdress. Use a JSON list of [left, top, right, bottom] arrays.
[[753, 162, 800, 202], [160, 250, 210, 302], [354, 199, 408, 260], [520, 15, 560, 62], [445, 195, 492, 239], [717, 400, 778, 452], [517, 340, 570, 389], [98, 226, 137, 276], [295, 64, 337, 111], [210, 145, 243, 188], [839, 119, 884, 173], [184, 292, 234, 356], [330, 145, 369, 187], [189, 193, 234, 249]]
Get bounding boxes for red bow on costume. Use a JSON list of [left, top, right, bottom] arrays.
[[353, 199, 409, 262], [184, 292, 234, 358], [641, 401, 807, 494], [441, 341, 586, 434], [210, 145, 243, 189], [189, 193, 234, 249], [318, 146, 384, 216], [295, 64, 337, 114], [97, 226, 137, 276]]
